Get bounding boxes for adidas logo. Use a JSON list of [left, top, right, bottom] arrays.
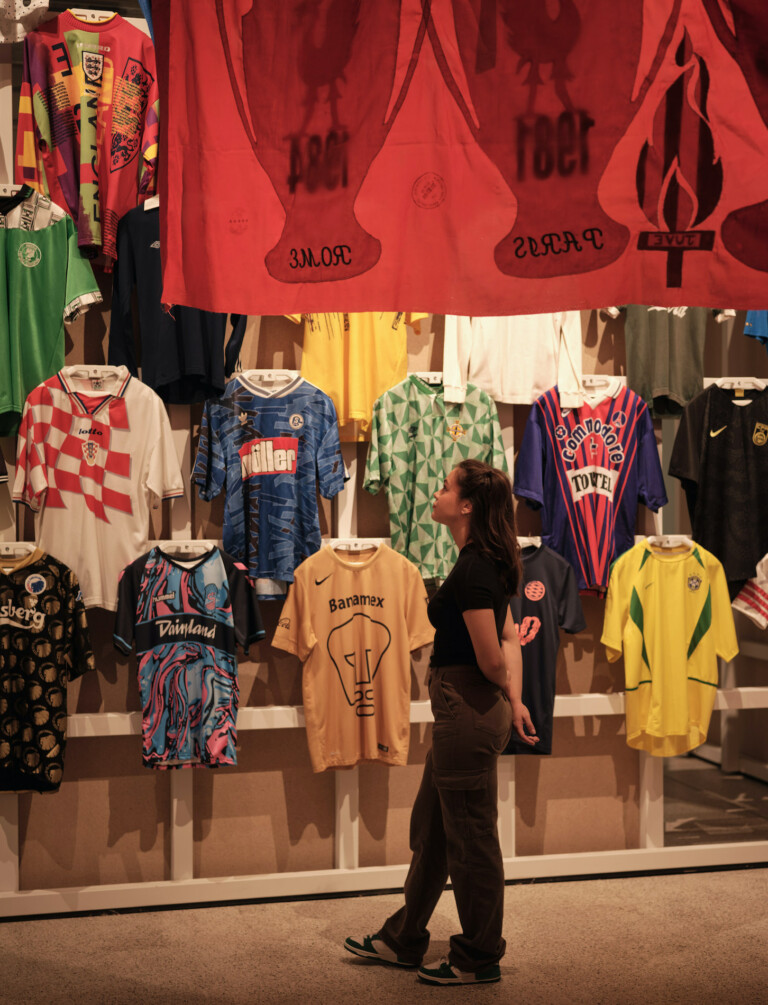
[[150, 240, 161, 249]]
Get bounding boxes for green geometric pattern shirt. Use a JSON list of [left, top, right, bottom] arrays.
[[364, 376, 508, 579]]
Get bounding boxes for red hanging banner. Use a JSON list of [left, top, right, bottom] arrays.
[[155, 0, 768, 314]]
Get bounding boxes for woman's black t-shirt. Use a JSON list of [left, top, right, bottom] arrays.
[[427, 544, 509, 666]]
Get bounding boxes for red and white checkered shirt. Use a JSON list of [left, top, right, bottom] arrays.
[[13, 367, 184, 609]]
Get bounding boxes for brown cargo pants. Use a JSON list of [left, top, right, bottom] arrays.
[[379, 664, 513, 972]]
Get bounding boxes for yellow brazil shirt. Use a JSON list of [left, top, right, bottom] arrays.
[[601, 539, 738, 757], [287, 312, 428, 440], [271, 543, 434, 772]]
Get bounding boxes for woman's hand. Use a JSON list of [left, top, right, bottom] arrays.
[[508, 696, 538, 745]]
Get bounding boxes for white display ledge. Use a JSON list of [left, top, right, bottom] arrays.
[[66, 687, 768, 738], [1, 841, 766, 918]]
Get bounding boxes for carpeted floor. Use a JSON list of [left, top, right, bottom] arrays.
[[3, 866, 768, 1004]]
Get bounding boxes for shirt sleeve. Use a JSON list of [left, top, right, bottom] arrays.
[[600, 558, 625, 663], [192, 400, 226, 501], [636, 404, 668, 512], [558, 559, 587, 634], [316, 392, 345, 499], [113, 562, 137, 655], [12, 394, 48, 511], [146, 399, 184, 506], [556, 311, 584, 410], [66, 567, 95, 680], [138, 41, 159, 197], [668, 390, 705, 522], [14, 33, 46, 191], [223, 314, 247, 377], [363, 391, 389, 495], [271, 572, 315, 661], [107, 213, 139, 373], [514, 404, 545, 509], [407, 312, 429, 335], [442, 315, 472, 405], [711, 558, 739, 662], [227, 557, 266, 648], [64, 215, 103, 323], [454, 552, 499, 612], [404, 562, 434, 650]]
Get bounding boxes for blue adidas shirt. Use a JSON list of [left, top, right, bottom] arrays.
[[193, 376, 345, 592]]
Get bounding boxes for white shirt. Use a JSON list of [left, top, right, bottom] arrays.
[[443, 313, 584, 408]]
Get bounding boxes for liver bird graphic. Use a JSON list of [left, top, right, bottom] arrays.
[[295, 0, 361, 132], [501, 0, 582, 113]]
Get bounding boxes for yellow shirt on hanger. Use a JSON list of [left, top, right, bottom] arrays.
[[601, 539, 738, 757], [287, 312, 428, 440], [272, 543, 434, 772]]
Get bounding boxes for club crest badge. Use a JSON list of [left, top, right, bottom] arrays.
[[448, 420, 466, 441], [17, 242, 41, 268], [524, 580, 546, 601], [83, 51, 104, 84], [205, 586, 218, 612], [288, 413, 304, 430], [753, 422, 768, 446], [25, 573, 46, 596], [82, 440, 99, 466], [687, 575, 702, 592]]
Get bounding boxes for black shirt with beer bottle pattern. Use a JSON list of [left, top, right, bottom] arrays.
[[0, 549, 94, 792]]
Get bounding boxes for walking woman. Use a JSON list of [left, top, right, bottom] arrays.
[[345, 459, 538, 985]]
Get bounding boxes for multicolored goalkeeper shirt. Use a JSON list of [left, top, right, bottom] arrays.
[[0, 187, 102, 436], [15, 10, 159, 263], [0, 548, 94, 792], [363, 376, 508, 580], [514, 379, 667, 595], [192, 375, 345, 597], [114, 547, 264, 769]]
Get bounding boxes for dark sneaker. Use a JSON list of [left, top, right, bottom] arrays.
[[344, 933, 418, 969], [417, 958, 501, 985]]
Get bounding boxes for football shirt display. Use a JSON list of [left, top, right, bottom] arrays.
[[602, 539, 738, 757], [744, 310, 768, 352], [732, 553, 768, 629], [16, 11, 159, 263], [612, 306, 732, 416], [114, 546, 265, 769], [0, 187, 102, 436], [271, 543, 434, 772], [287, 311, 428, 440], [668, 383, 768, 593], [503, 545, 586, 756], [13, 366, 184, 610], [443, 312, 583, 407], [0, 548, 94, 792], [514, 379, 668, 595], [192, 374, 345, 596], [109, 204, 243, 404], [364, 376, 507, 580]]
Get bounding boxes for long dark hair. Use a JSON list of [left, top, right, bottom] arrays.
[[455, 459, 522, 596]]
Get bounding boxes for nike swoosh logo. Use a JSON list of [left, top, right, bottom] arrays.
[[709, 425, 727, 437], [314, 574, 331, 585]]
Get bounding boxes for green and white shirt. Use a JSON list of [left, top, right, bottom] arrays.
[[0, 187, 102, 436], [364, 376, 508, 579]]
